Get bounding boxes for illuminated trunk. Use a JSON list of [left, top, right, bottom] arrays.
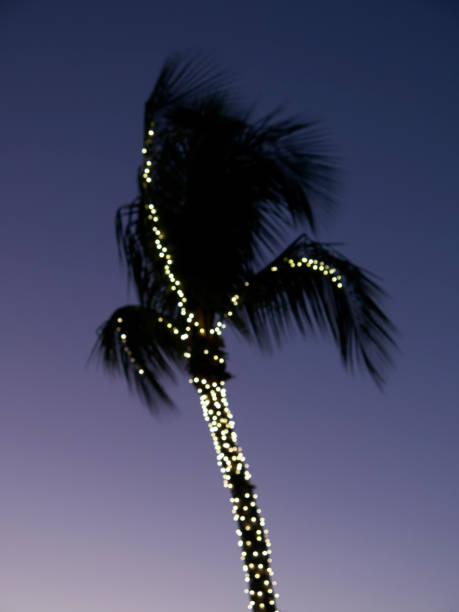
[[192, 379, 280, 611]]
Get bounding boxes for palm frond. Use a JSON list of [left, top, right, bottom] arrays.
[[93, 305, 186, 409], [115, 202, 176, 313], [144, 53, 231, 136], [232, 235, 397, 386], [245, 113, 337, 231], [149, 103, 336, 250]]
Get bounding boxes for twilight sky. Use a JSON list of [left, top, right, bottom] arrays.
[[1, 1, 459, 611]]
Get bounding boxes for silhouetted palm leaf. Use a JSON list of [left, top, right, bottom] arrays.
[[233, 235, 396, 386], [144, 54, 230, 135], [94, 305, 185, 408]]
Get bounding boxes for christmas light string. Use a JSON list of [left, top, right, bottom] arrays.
[[114, 123, 345, 610]]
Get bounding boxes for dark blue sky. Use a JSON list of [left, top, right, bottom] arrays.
[[1, 1, 458, 611]]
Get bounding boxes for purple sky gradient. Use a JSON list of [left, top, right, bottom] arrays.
[[1, 1, 458, 611]]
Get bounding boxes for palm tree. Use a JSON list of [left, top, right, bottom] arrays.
[[94, 55, 395, 612]]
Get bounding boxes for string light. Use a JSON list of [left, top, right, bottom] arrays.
[[198, 381, 279, 610], [114, 320, 145, 376], [117, 124, 346, 612], [275, 256, 345, 288]]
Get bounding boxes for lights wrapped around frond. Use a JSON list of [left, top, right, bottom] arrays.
[[115, 201, 181, 314], [94, 305, 186, 408], [234, 235, 396, 386]]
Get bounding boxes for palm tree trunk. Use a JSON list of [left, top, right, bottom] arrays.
[[193, 379, 280, 611]]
